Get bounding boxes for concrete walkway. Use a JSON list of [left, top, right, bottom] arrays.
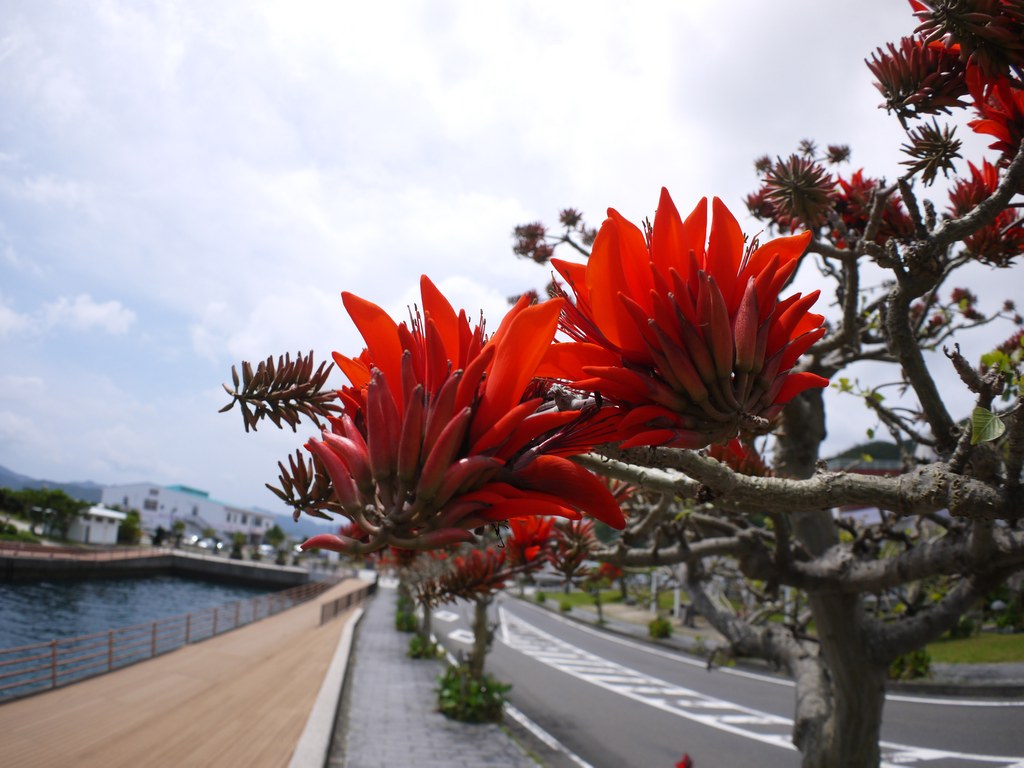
[[329, 587, 538, 768], [0, 578, 369, 767]]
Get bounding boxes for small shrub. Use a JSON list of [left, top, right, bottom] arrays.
[[0, 525, 39, 544], [995, 605, 1023, 632], [436, 665, 510, 723], [535, 591, 547, 604], [888, 648, 931, 681], [649, 615, 673, 639], [948, 615, 976, 639], [559, 601, 571, 613], [395, 591, 417, 631], [408, 635, 441, 659], [395, 609, 417, 632]]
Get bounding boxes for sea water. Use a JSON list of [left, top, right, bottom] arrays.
[[0, 575, 272, 650]]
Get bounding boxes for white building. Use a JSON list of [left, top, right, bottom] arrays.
[[100, 482, 274, 544], [67, 505, 127, 546]]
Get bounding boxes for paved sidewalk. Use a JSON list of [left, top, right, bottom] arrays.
[[329, 587, 538, 768]]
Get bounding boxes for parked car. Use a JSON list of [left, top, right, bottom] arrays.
[[257, 543, 276, 558], [196, 537, 223, 551]]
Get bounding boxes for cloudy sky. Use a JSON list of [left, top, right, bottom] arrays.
[[0, 1, 1010, 516]]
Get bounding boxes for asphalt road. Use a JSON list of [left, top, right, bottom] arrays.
[[433, 595, 1024, 768]]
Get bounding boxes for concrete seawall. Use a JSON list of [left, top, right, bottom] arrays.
[[1, 549, 309, 588]]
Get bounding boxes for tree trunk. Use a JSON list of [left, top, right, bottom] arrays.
[[468, 594, 492, 681], [801, 591, 887, 767], [418, 597, 433, 644], [778, 390, 888, 768]]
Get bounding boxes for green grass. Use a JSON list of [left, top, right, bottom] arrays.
[[927, 632, 1024, 664], [0, 530, 40, 544], [538, 590, 1022, 665], [554, 589, 622, 609]]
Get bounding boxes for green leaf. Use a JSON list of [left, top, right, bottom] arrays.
[[971, 406, 1006, 445]]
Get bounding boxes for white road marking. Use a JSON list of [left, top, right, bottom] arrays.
[[447, 628, 474, 645], [510, 600, 1024, 708], [433, 610, 459, 623], [499, 607, 1024, 767], [505, 703, 595, 768]]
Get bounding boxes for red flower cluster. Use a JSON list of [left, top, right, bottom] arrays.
[[967, 66, 1024, 169], [302, 276, 624, 555], [834, 170, 915, 245], [948, 159, 1024, 265], [429, 547, 509, 603], [544, 188, 829, 449], [506, 516, 555, 567]]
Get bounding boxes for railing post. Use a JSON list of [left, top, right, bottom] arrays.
[[50, 640, 57, 689], [108, 630, 114, 672], [185, 614, 191, 644], [151, 623, 157, 657], [235, 601, 240, 628], [213, 608, 219, 636]]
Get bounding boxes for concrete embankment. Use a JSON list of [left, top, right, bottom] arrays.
[[0, 547, 309, 588]]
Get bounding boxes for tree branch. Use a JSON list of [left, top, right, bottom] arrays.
[[579, 448, 1022, 521], [867, 568, 1011, 662]]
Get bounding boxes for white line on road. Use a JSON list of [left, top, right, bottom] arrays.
[[509, 599, 1024, 708], [447, 628, 474, 644], [498, 607, 1024, 767]]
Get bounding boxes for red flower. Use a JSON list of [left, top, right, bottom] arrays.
[[594, 562, 623, 582], [707, 438, 771, 477], [834, 170, 915, 245], [428, 547, 509, 603], [543, 189, 829, 449], [506, 516, 555, 567], [967, 67, 1024, 168], [911, 0, 1024, 82], [551, 519, 598, 584], [865, 36, 968, 122], [948, 159, 1024, 265], [301, 276, 625, 556]]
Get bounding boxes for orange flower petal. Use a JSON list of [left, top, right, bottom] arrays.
[[474, 299, 563, 439], [341, 291, 405, 410], [419, 275, 461, 366], [707, 197, 745, 310], [587, 211, 651, 357], [515, 455, 625, 529]]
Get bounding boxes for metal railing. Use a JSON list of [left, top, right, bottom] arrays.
[[0, 543, 176, 560], [319, 580, 377, 625], [0, 579, 340, 703]]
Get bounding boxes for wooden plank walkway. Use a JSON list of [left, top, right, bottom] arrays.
[[0, 579, 369, 767]]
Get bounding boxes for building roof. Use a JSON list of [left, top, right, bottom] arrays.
[[86, 505, 128, 521]]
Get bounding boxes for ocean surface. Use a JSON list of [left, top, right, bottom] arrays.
[[0, 575, 273, 650]]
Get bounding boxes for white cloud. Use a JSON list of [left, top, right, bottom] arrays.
[[0, 296, 29, 337], [15, 174, 97, 211], [0, 0, 1015, 510], [41, 294, 135, 334]]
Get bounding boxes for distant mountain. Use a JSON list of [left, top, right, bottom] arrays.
[[260, 508, 342, 541], [0, 464, 104, 503]]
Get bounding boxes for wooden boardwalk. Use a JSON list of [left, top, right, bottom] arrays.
[[0, 579, 369, 767]]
